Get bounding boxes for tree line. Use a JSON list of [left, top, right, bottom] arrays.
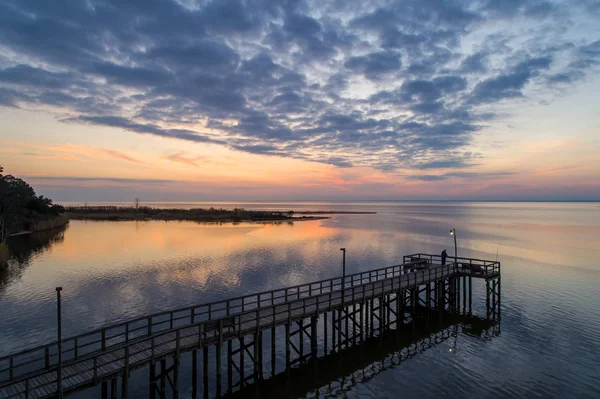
[[0, 165, 65, 244]]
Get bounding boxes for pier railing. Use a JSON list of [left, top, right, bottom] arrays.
[[0, 258, 428, 383], [403, 253, 500, 277], [0, 263, 459, 398]]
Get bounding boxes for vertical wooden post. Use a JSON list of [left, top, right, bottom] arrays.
[[337, 309, 342, 351], [253, 331, 260, 383], [491, 279, 497, 319], [486, 280, 490, 319], [359, 302, 364, 341], [462, 276, 467, 312], [299, 319, 304, 360], [101, 382, 108, 399], [285, 323, 291, 371], [173, 331, 180, 399], [452, 277, 457, 311], [498, 277, 502, 320], [324, 311, 328, 355], [379, 296, 384, 339], [56, 287, 63, 399], [160, 359, 166, 397], [271, 327, 276, 377], [203, 346, 209, 397], [370, 298, 374, 337], [440, 280, 445, 310], [216, 321, 222, 397], [364, 300, 369, 338], [122, 346, 129, 399], [257, 330, 263, 380], [192, 351, 197, 399], [468, 277, 472, 313], [352, 304, 357, 344], [311, 316, 318, 358], [150, 361, 157, 399], [110, 378, 117, 399], [227, 340, 233, 394], [395, 293, 401, 331], [345, 307, 349, 346], [455, 277, 459, 310]]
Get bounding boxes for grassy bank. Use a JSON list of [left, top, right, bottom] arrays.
[[28, 215, 70, 232], [0, 243, 9, 269], [65, 206, 323, 222]]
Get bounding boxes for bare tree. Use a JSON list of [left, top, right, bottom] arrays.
[[134, 198, 141, 209]]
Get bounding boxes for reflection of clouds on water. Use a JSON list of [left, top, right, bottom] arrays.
[[0, 202, 600, 397]]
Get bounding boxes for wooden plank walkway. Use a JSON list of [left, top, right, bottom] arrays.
[[0, 255, 501, 399]]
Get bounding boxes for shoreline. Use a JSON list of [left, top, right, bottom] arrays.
[[64, 206, 375, 223], [65, 214, 330, 223]]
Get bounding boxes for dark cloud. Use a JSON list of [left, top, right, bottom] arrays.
[[471, 56, 553, 102], [407, 171, 514, 181], [483, 0, 557, 18], [0, 65, 76, 89], [0, 0, 598, 173], [68, 115, 226, 145], [87, 62, 172, 88], [344, 51, 402, 80], [147, 40, 240, 70], [460, 52, 489, 74], [415, 160, 475, 169]]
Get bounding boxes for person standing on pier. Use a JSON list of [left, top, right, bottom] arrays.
[[442, 249, 448, 265]]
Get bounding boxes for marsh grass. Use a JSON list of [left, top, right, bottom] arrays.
[[28, 215, 69, 232], [65, 206, 295, 222]]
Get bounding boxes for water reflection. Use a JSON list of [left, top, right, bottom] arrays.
[[1, 225, 68, 292], [224, 311, 499, 399], [1, 202, 599, 398]]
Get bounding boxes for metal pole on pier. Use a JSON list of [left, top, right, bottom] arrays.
[[450, 229, 457, 261], [56, 287, 63, 399], [340, 248, 346, 286]]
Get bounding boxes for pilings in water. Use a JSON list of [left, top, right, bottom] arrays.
[[0, 256, 500, 399], [139, 273, 499, 399]]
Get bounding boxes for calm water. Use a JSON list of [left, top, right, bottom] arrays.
[[1, 201, 600, 397]]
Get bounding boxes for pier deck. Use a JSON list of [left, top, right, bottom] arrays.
[[0, 254, 500, 399]]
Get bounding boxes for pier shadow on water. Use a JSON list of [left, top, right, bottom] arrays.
[[217, 309, 499, 399]]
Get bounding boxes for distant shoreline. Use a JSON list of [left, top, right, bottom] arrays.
[[64, 206, 375, 223]]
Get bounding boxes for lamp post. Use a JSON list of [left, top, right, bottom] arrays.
[[340, 248, 346, 288], [450, 229, 457, 262], [56, 287, 63, 399]]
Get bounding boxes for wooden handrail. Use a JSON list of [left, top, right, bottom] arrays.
[[0, 254, 499, 387]]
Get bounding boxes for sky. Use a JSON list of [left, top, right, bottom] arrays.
[[0, 0, 599, 201]]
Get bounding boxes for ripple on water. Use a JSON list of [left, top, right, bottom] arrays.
[[1, 204, 600, 398]]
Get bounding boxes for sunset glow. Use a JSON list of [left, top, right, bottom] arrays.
[[1, 1, 599, 201]]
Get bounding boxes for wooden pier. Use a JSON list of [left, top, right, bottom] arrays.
[[224, 308, 500, 399], [0, 253, 501, 399]]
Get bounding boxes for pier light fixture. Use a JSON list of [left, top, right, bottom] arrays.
[[340, 248, 346, 287], [449, 229, 457, 260]]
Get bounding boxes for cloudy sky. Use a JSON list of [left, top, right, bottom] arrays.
[[1, 0, 599, 201]]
